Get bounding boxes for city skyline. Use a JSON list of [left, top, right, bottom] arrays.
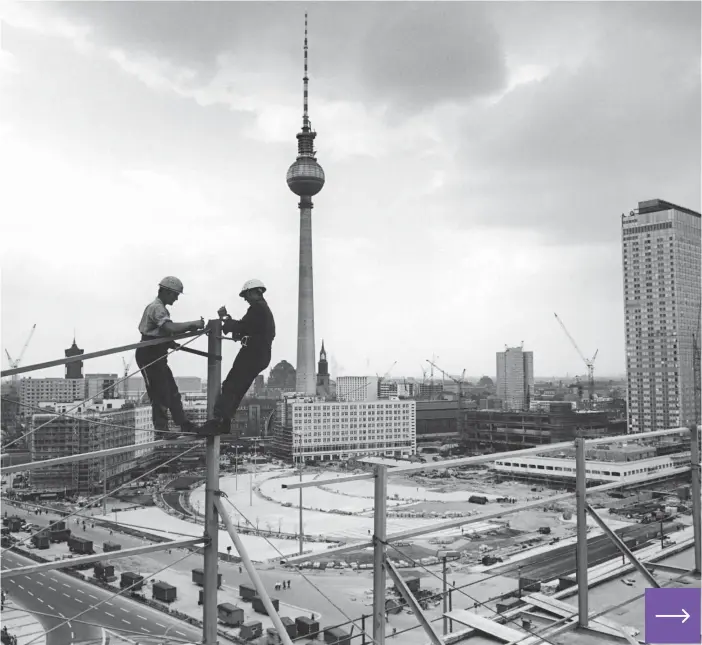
[[2, 2, 700, 382]]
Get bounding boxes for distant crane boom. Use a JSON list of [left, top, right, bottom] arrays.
[[554, 313, 597, 404], [426, 359, 467, 441], [5, 324, 37, 384]]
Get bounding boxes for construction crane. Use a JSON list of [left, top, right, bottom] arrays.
[[554, 313, 598, 404], [427, 359, 467, 441], [121, 356, 133, 400], [5, 324, 37, 385], [375, 361, 397, 398]]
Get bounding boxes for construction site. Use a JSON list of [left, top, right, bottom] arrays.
[[1, 327, 700, 645]]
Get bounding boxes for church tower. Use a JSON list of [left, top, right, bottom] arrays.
[[316, 340, 330, 398]]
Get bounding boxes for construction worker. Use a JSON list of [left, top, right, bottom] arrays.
[[199, 279, 275, 435], [137, 276, 204, 438]]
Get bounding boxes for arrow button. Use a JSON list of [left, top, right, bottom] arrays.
[[646, 588, 700, 644]]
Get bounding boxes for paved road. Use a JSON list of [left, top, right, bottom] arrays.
[[491, 522, 681, 581], [1, 551, 202, 645]]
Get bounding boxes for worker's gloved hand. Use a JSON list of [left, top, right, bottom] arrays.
[[222, 318, 234, 336], [192, 317, 205, 331], [218, 306, 228, 319]]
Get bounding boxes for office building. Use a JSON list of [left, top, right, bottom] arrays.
[[336, 376, 379, 402], [496, 346, 534, 411], [622, 199, 701, 432], [271, 395, 416, 462]]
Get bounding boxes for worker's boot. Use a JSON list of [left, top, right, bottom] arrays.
[[197, 417, 229, 436]]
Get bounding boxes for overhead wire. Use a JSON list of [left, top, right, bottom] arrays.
[[22, 547, 200, 645], [221, 494, 380, 645], [2, 330, 207, 451], [0, 444, 199, 557]]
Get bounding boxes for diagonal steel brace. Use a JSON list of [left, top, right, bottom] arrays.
[[585, 503, 660, 588]]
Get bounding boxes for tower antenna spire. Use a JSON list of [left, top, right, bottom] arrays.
[[303, 12, 310, 132]]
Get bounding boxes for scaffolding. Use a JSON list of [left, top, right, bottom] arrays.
[[1, 328, 700, 645]]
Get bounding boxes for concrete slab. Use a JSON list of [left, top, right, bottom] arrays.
[[445, 609, 526, 643]]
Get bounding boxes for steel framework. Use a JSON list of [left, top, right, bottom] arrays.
[[1, 327, 700, 645]]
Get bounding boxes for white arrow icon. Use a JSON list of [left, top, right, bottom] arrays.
[[655, 609, 690, 624]]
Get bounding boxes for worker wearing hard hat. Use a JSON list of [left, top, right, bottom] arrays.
[[136, 276, 205, 438], [199, 278, 275, 435]]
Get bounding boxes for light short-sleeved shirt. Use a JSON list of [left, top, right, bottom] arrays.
[[138, 298, 172, 338]]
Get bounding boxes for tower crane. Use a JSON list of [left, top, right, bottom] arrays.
[[554, 313, 598, 404], [427, 359, 467, 442], [5, 324, 37, 385], [121, 356, 133, 400]]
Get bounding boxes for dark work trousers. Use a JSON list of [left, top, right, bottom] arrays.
[[135, 341, 188, 431], [215, 345, 271, 422]]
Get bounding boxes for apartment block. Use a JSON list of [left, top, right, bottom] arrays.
[[496, 347, 534, 411]]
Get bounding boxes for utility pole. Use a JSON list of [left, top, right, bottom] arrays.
[[203, 319, 222, 645]]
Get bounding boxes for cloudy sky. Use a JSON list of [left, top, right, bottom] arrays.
[[1, 1, 700, 384]]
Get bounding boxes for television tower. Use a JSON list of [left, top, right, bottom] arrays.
[[287, 13, 325, 396]]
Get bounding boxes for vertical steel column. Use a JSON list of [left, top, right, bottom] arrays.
[[575, 437, 588, 627], [299, 455, 304, 555], [372, 465, 388, 645], [203, 320, 221, 645], [690, 424, 701, 573], [442, 556, 448, 635], [102, 456, 107, 516]]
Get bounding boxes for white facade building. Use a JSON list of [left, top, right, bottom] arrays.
[[492, 451, 690, 483], [336, 376, 379, 402], [622, 200, 701, 432], [20, 378, 85, 412], [496, 347, 534, 411], [275, 396, 416, 462]]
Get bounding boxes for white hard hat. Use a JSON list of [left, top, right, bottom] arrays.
[[159, 276, 184, 294], [239, 279, 266, 297]]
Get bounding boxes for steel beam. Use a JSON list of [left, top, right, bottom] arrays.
[[3, 538, 204, 578], [1, 331, 204, 378], [584, 503, 660, 587], [202, 320, 221, 645], [284, 427, 691, 490], [385, 558, 444, 645], [215, 497, 294, 645], [1, 439, 198, 475], [574, 437, 588, 627], [282, 466, 693, 564], [690, 424, 701, 573], [372, 465, 388, 645]]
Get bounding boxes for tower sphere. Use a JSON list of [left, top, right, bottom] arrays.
[[286, 158, 325, 197]]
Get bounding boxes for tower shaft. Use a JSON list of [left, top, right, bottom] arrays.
[[296, 196, 316, 395]]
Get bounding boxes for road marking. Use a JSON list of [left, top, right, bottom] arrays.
[[71, 632, 74, 640], [62, 593, 71, 598], [62, 583, 70, 588], [49, 587, 57, 592], [137, 615, 146, 620], [176, 631, 186, 636], [74, 599, 83, 604], [88, 594, 97, 600], [140, 627, 151, 633], [36, 581, 44, 586], [122, 620, 131, 625], [156, 623, 166, 628], [105, 601, 113, 606], [105, 612, 115, 618], [37, 573, 45, 577], [77, 589, 85, 594], [47, 605, 54, 611], [27, 591, 34, 597], [120, 607, 129, 613], [17, 585, 24, 590], [37, 598, 44, 604]]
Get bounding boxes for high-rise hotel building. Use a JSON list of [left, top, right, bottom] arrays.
[[496, 346, 534, 411], [622, 199, 701, 433]]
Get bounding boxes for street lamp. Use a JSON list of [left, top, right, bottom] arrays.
[[436, 550, 460, 635]]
